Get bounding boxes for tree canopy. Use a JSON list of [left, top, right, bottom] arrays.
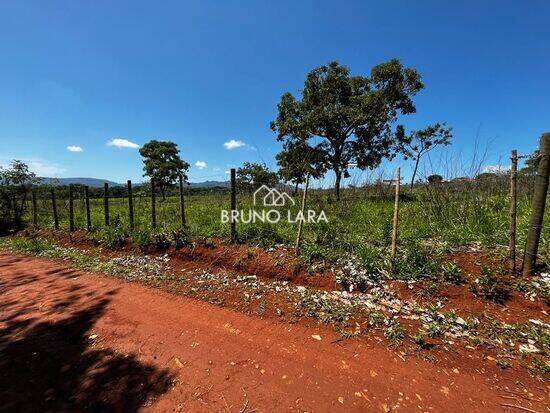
[[139, 140, 189, 199], [276, 140, 326, 193], [398, 123, 452, 189], [0, 160, 37, 230], [271, 59, 424, 199], [427, 174, 444, 183], [236, 162, 278, 192]]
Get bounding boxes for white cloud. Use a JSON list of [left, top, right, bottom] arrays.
[[225, 170, 230, 174], [107, 138, 140, 149], [195, 160, 207, 169], [223, 139, 246, 150], [66, 145, 83, 152], [483, 165, 510, 174]]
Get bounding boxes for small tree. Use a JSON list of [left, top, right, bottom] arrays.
[[0, 160, 38, 230], [271, 59, 424, 200], [139, 140, 189, 199], [399, 123, 452, 189], [427, 174, 443, 184], [236, 162, 278, 193], [276, 140, 326, 194]]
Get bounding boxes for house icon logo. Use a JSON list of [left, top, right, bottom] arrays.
[[253, 185, 296, 207]]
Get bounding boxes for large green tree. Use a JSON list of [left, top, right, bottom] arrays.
[[276, 140, 327, 194], [398, 123, 453, 189], [0, 160, 37, 230], [271, 59, 424, 200], [236, 162, 278, 193], [139, 140, 189, 199]]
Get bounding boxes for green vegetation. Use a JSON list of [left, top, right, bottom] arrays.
[[139, 140, 189, 199], [19, 176, 550, 269], [471, 265, 511, 303], [271, 59, 427, 200]]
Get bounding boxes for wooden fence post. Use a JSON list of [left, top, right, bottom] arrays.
[[295, 174, 310, 255], [151, 179, 157, 229], [84, 186, 91, 231], [179, 175, 186, 228], [509, 150, 518, 273], [390, 167, 401, 264], [127, 180, 134, 231], [523, 133, 550, 276], [103, 183, 110, 226], [32, 190, 38, 227], [230, 168, 236, 243], [51, 188, 59, 230], [69, 185, 75, 232]]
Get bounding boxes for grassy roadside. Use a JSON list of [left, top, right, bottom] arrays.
[[24, 182, 550, 268]]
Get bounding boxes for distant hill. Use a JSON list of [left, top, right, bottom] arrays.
[[38, 177, 229, 188], [189, 180, 228, 188], [38, 177, 122, 187]]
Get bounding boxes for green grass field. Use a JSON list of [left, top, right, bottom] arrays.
[[26, 180, 550, 267]]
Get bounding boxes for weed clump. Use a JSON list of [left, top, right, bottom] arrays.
[[384, 319, 405, 346], [529, 358, 550, 378], [237, 224, 284, 247], [392, 240, 440, 281], [97, 217, 127, 249], [152, 231, 171, 250], [132, 229, 152, 251], [441, 261, 463, 284], [471, 265, 510, 303]]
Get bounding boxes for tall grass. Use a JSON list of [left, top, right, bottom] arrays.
[[22, 177, 550, 266]]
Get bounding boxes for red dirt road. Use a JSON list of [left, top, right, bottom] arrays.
[[0, 252, 546, 412]]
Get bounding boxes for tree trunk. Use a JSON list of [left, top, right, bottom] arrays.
[[334, 170, 342, 201], [523, 133, 550, 276], [293, 181, 299, 195], [410, 157, 420, 190]]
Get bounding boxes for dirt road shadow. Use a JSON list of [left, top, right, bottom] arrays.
[[0, 255, 174, 412]]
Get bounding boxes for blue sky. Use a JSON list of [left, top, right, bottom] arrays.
[[0, 0, 549, 185]]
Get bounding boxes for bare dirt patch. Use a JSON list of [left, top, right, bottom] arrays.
[[1, 251, 547, 412]]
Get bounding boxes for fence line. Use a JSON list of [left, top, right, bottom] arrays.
[[12, 139, 550, 270]]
